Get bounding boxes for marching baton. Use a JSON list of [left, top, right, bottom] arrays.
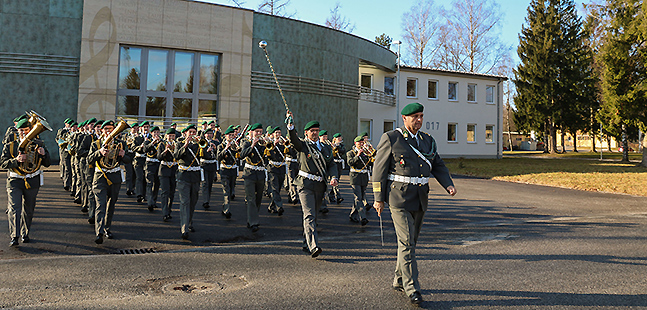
[[258, 40, 290, 113]]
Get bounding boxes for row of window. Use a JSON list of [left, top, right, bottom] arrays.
[[360, 119, 495, 144], [407, 79, 495, 103]]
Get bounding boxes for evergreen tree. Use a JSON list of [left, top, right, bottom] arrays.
[[514, 0, 597, 153], [375, 33, 392, 49], [598, 0, 647, 162]]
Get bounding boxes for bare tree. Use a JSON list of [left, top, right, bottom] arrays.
[[325, 2, 355, 33], [229, 0, 245, 7], [495, 53, 516, 150], [440, 0, 508, 73], [258, 0, 295, 18], [401, 0, 443, 68]]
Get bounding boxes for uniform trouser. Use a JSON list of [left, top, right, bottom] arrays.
[[220, 173, 235, 214], [62, 154, 72, 189], [391, 208, 425, 296], [298, 183, 325, 252], [200, 167, 217, 205], [124, 162, 135, 193], [177, 179, 199, 234], [93, 174, 121, 236], [73, 157, 82, 200], [329, 185, 341, 202], [350, 185, 367, 221], [244, 178, 264, 227], [287, 166, 298, 201], [82, 162, 96, 219], [59, 149, 64, 178], [134, 158, 146, 198], [145, 164, 160, 206], [159, 174, 176, 217], [6, 178, 39, 239], [268, 171, 285, 212]]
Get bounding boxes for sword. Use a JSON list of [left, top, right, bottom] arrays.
[[379, 214, 384, 247]]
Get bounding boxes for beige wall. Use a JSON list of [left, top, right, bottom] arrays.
[[78, 0, 253, 126]]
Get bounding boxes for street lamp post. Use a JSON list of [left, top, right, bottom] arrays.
[[393, 41, 402, 128]]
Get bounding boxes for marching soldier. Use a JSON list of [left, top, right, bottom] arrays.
[[216, 126, 239, 219], [132, 120, 151, 203], [56, 119, 74, 190], [88, 120, 130, 244], [3, 114, 27, 144], [284, 131, 299, 204], [123, 122, 139, 197], [372, 103, 456, 305], [76, 119, 98, 222], [158, 128, 178, 222], [239, 123, 267, 232], [56, 118, 72, 180], [174, 125, 202, 239], [70, 119, 89, 205], [285, 113, 338, 258], [346, 135, 372, 225], [329, 133, 345, 204], [265, 126, 286, 216], [1, 118, 51, 246], [199, 128, 218, 210], [143, 126, 163, 212], [198, 121, 209, 137], [318, 130, 331, 214]]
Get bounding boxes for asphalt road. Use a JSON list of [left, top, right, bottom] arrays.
[[1, 168, 647, 309]]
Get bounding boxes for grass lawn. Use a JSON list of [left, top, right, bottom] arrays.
[[504, 150, 644, 160], [444, 157, 647, 196]]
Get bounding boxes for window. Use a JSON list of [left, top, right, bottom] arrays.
[[467, 124, 476, 143], [486, 125, 494, 143], [383, 120, 394, 133], [361, 74, 373, 94], [447, 123, 457, 142], [117, 45, 220, 123], [467, 84, 477, 102], [360, 119, 372, 140], [427, 80, 438, 99], [486, 85, 495, 104], [406, 78, 417, 98], [448, 82, 458, 101], [384, 77, 394, 95]]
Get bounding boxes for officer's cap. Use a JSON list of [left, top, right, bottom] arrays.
[[131, 122, 140, 128], [139, 120, 150, 127]]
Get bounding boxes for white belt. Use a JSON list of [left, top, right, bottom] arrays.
[[178, 165, 201, 171], [285, 157, 297, 163], [201, 159, 217, 164], [220, 163, 238, 169], [350, 168, 370, 174], [334, 159, 344, 163], [298, 170, 323, 182], [269, 160, 286, 166], [95, 166, 122, 174], [161, 161, 177, 166], [146, 158, 160, 163], [388, 174, 429, 185], [245, 163, 267, 171], [135, 153, 146, 158], [9, 170, 42, 179]]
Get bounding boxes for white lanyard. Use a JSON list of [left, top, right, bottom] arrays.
[[396, 128, 431, 169]]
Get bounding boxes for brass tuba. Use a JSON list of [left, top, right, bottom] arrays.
[[99, 119, 129, 169], [18, 116, 53, 174]]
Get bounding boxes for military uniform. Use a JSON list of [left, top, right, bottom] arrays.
[[265, 132, 287, 216], [55, 121, 71, 181], [284, 142, 299, 203], [88, 130, 131, 243], [329, 140, 346, 204], [132, 131, 150, 202], [69, 128, 84, 204], [76, 126, 98, 221], [157, 135, 178, 221], [173, 131, 202, 238], [123, 127, 139, 196], [199, 136, 219, 209], [372, 103, 454, 301], [216, 137, 239, 218], [239, 130, 267, 231], [143, 134, 163, 211], [1, 127, 51, 245], [346, 143, 371, 224], [287, 121, 338, 256]]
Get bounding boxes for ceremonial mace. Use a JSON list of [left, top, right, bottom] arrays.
[[258, 40, 290, 114]]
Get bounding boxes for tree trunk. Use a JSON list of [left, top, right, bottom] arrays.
[[560, 131, 566, 153], [621, 124, 629, 162], [549, 121, 557, 154], [590, 131, 596, 152], [607, 136, 612, 152], [641, 134, 647, 167], [573, 133, 578, 152]]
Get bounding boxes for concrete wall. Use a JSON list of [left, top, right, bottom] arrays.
[[0, 0, 84, 161], [78, 0, 254, 128]]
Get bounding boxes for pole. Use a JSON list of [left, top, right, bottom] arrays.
[[600, 121, 603, 161]]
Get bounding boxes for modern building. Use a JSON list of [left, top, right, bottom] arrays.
[[1, 0, 505, 160]]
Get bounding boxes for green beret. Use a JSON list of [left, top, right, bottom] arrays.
[[333, 133, 342, 138], [170, 122, 177, 126], [401, 102, 424, 116], [208, 120, 215, 125], [166, 128, 177, 135], [360, 131, 368, 138], [182, 124, 197, 133], [249, 123, 263, 131], [101, 120, 115, 129], [266, 125, 272, 132], [65, 119, 75, 125], [234, 125, 241, 129], [215, 124, 220, 128], [354, 135, 363, 142], [204, 128, 213, 134], [87, 117, 97, 124], [202, 121, 208, 125], [224, 126, 235, 135], [64, 118, 72, 124], [304, 120, 320, 131], [95, 120, 104, 127], [71, 122, 78, 127], [78, 120, 86, 127], [319, 130, 328, 136], [268, 126, 281, 135], [140, 120, 150, 127], [150, 126, 160, 132], [16, 119, 31, 129], [131, 122, 139, 127], [14, 114, 28, 123]]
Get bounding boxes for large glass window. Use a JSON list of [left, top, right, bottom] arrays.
[[448, 82, 458, 101], [467, 124, 476, 143], [383, 121, 394, 133], [428, 80, 437, 99], [467, 84, 477, 102], [406, 78, 417, 97], [447, 123, 457, 142], [384, 77, 394, 95], [116, 45, 220, 123]]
